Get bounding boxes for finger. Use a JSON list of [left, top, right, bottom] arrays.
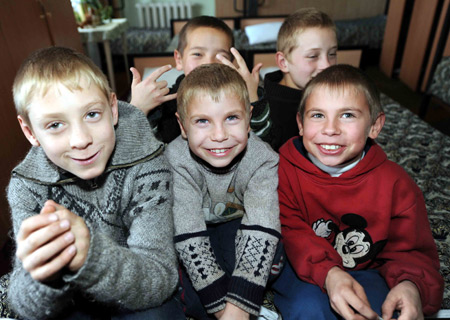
[[22, 231, 75, 272], [252, 62, 263, 75], [230, 47, 249, 71], [30, 245, 76, 282], [40, 200, 58, 215], [381, 299, 396, 320], [16, 219, 71, 260], [130, 67, 142, 88], [159, 92, 177, 103], [147, 64, 172, 82], [43, 200, 66, 211], [16, 214, 59, 242], [217, 54, 235, 69], [346, 293, 377, 320], [155, 79, 169, 89]]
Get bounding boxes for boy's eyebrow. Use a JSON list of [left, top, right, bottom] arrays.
[[305, 106, 364, 113]]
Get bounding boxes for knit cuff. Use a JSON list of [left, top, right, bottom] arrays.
[[197, 274, 229, 314], [226, 276, 265, 316]]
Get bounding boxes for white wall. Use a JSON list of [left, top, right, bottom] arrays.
[[123, 0, 215, 27]]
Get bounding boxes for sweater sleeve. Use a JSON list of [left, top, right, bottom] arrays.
[[226, 143, 281, 316], [250, 87, 274, 145], [374, 173, 443, 315], [7, 177, 75, 319], [167, 140, 229, 314], [278, 156, 343, 289], [7, 156, 179, 318], [65, 156, 178, 310]]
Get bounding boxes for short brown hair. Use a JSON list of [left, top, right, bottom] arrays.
[[177, 16, 234, 56], [13, 46, 111, 124], [277, 7, 336, 61], [298, 64, 383, 123], [177, 63, 250, 123]]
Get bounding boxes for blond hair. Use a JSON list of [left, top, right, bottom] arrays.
[[298, 64, 383, 123], [277, 7, 336, 61], [13, 46, 111, 124], [177, 63, 250, 123]]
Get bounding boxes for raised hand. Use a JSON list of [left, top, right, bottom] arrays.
[[129, 66, 178, 115], [216, 47, 262, 103]]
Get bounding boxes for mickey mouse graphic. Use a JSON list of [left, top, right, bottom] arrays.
[[312, 213, 386, 269]]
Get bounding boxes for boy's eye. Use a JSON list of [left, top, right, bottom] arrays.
[[47, 122, 63, 130], [195, 119, 208, 124], [329, 52, 337, 57], [192, 52, 202, 57], [226, 115, 238, 121], [311, 113, 324, 118], [342, 113, 355, 119], [86, 111, 101, 120]]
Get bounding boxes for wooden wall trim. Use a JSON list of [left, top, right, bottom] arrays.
[[215, 0, 387, 20], [421, 0, 450, 92], [399, 0, 439, 91], [379, 0, 406, 77]]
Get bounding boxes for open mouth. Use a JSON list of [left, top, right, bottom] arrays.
[[320, 144, 341, 150], [207, 147, 232, 156]]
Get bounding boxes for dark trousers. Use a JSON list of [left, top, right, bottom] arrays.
[[180, 218, 284, 320], [65, 291, 185, 320], [272, 260, 394, 320]]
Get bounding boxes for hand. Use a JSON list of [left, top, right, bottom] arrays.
[[216, 47, 262, 103], [382, 281, 423, 320], [325, 267, 379, 320], [215, 303, 249, 320], [15, 204, 76, 282], [44, 200, 91, 272], [129, 66, 177, 115]]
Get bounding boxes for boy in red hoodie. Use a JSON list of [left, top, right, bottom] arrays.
[[273, 64, 443, 319]]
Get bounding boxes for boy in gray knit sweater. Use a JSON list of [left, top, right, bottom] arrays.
[[166, 63, 282, 319], [6, 47, 185, 319]]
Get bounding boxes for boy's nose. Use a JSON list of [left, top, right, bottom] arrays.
[[322, 118, 340, 135], [211, 124, 228, 142], [318, 56, 332, 70], [70, 123, 93, 149]]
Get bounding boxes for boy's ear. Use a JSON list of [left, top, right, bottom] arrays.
[[276, 51, 289, 73], [174, 50, 184, 71], [296, 112, 304, 136], [368, 112, 385, 139], [109, 92, 119, 125], [17, 116, 40, 147], [175, 112, 188, 139]]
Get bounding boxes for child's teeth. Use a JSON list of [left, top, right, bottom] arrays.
[[321, 145, 340, 150], [211, 149, 226, 153]]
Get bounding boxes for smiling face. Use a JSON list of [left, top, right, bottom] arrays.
[[277, 27, 337, 90], [174, 27, 232, 76], [18, 80, 118, 180], [177, 92, 250, 168], [297, 85, 383, 167]]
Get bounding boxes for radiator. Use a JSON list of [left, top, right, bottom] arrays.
[[135, 2, 193, 29]]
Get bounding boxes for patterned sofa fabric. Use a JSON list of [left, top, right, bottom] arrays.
[[429, 56, 450, 105], [377, 94, 450, 309], [112, 14, 387, 56]]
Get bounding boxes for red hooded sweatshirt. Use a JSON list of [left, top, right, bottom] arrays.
[[278, 137, 443, 315]]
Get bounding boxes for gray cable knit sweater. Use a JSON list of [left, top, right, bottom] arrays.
[[7, 101, 179, 319], [166, 132, 281, 316]]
